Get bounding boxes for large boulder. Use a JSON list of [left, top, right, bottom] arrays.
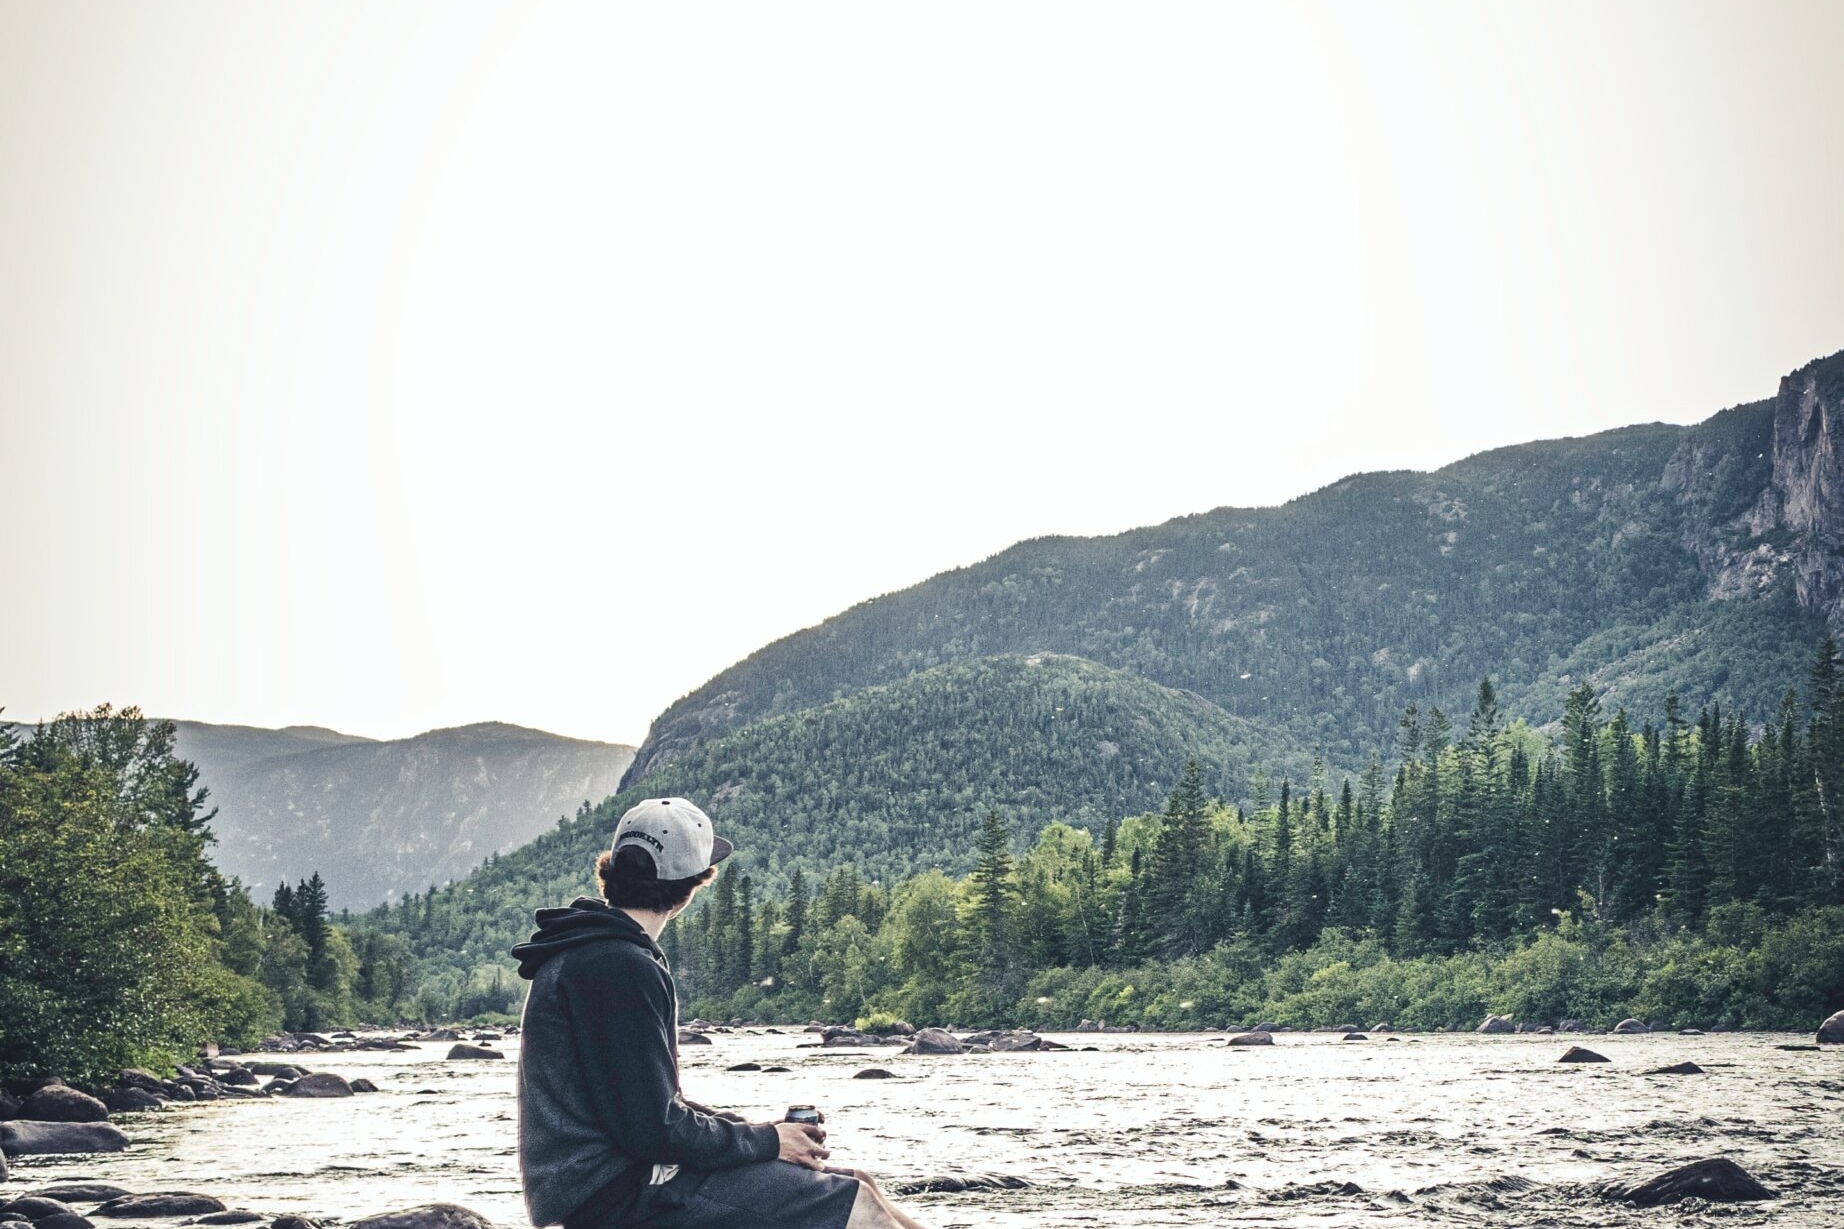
[[0, 1198, 76, 1222], [1613, 1018, 1650, 1034], [94, 1194, 227, 1218], [98, 1089, 164, 1114], [1558, 1047, 1609, 1063], [1818, 1009, 1844, 1044], [118, 1070, 166, 1095], [0, 1121, 129, 1156], [36, 1217, 92, 1229], [347, 1204, 496, 1229], [18, 1087, 108, 1124], [905, 1028, 966, 1055], [1614, 1158, 1773, 1206], [1559, 1019, 1589, 1033], [1647, 1061, 1705, 1075], [445, 1045, 503, 1061], [27, 1188, 131, 1204], [278, 1073, 352, 1098], [989, 1032, 1044, 1053], [1227, 1032, 1274, 1046], [1476, 1015, 1516, 1034], [676, 1032, 711, 1047]]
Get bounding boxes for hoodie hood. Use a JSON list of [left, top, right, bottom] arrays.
[[511, 896, 662, 980]]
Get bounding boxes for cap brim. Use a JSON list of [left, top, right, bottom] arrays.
[[710, 834, 734, 866]]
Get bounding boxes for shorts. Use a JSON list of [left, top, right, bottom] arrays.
[[611, 1161, 861, 1229]]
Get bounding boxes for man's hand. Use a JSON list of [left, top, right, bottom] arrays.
[[775, 1122, 830, 1170]]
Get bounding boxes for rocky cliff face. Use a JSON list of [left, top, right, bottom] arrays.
[[1758, 352, 1844, 624], [1667, 350, 1844, 624]]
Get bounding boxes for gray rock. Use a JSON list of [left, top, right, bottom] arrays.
[[1646, 1061, 1704, 1075], [347, 1204, 496, 1229], [1341, 1033, 1368, 1041], [0, 1121, 130, 1155], [242, 1063, 305, 1078], [0, 1198, 76, 1221], [1559, 1019, 1589, 1032], [271, 1216, 323, 1229], [36, 1216, 94, 1229], [189, 1212, 265, 1225], [215, 1068, 258, 1087], [725, 1063, 762, 1072], [1818, 1009, 1844, 1044], [1227, 1032, 1274, 1046], [95, 1194, 227, 1218], [1559, 1046, 1609, 1063], [1614, 1157, 1772, 1206], [988, 1033, 1043, 1052], [676, 1032, 711, 1046], [852, 1069, 898, 1079], [1476, 1014, 1515, 1034], [890, 1174, 1031, 1195], [0, 1090, 21, 1119], [28, 1188, 131, 1204], [18, 1087, 109, 1124], [444, 1045, 503, 1061], [886, 1022, 916, 1037], [904, 1028, 966, 1055], [118, 1070, 166, 1095], [1074, 1019, 1099, 1032], [1249, 1022, 1281, 1033], [100, 1088, 165, 1114], [1612, 1018, 1650, 1034], [350, 1079, 379, 1093], [278, 1073, 352, 1098]]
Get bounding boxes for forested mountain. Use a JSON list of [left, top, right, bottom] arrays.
[[170, 720, 634, 909], [625, 350, 1844, 787]]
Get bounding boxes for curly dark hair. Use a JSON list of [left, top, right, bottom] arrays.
[[596, 844, 717, 912]]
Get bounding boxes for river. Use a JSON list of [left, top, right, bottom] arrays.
[[6, 1030, 1842, 1227]]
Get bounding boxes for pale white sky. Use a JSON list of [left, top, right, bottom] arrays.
[[3, 1, 1842, 747]]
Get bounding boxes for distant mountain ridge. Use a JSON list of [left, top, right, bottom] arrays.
[[171, 719, 634, 909], [625, 350, 1844, 788]]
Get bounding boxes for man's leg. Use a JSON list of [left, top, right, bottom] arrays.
[[839, 1170, 927, 1229]]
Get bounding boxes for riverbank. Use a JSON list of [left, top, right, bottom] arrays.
[[5, 1030, 1843, 1228]]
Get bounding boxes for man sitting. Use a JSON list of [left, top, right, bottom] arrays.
[[513, 796, 928, 1229]]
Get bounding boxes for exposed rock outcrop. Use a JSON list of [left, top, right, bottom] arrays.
[[1476, 1015, 1515, 1034], [0, 1121, 129, 1155], [1559, 1047, 1609, 1063], [1612, 1157, 1773, 1206], [1818, 1008, 1844, 1044], [17, 1087, 108, 1124], [346, 1204, 497, 1229], [94, 1194, 227, 1218]]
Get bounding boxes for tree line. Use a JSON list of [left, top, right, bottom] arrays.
[[658, 641, 1844, 1030], [0, 707, 419, 1084]]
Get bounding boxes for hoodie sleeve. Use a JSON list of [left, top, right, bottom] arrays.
[[560, 947, 779, 1169]]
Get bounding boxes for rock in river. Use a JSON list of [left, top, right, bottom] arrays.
[[18, 1088, 109, 1124], [36, 1215, 94, 1229], [99, 1089, 164, 1114], [191, 1212, 265, 1224], [1558, 1047, 1609, 1063], [1646, 1062, 1704, 1075], [95, 1194, 228, 1218], [29, 1188, 131, 1204], [676, 1032, 711, 1046], [279, 1073, 353, 1097], [1227, 1032, 1274, 1046], [445, 1045, 503, 1061], [0, 1122, 129, 1156], [1819, 1009, 1844, 1044], [1476, 1015, 1515, 1034], [1613, 1018, 1650, 1034], [1613, 1157, 1773, 1206], [0, 1198, 77, 1222], [347, 1204, 497, 1229], [904, 1028, 966, 1055], [853, 1069, 898, 1080]]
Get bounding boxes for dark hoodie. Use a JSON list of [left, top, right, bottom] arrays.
[[512, 897, 778, 1227]]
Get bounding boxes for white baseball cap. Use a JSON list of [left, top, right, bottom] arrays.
[[611, 797, 733, 880]]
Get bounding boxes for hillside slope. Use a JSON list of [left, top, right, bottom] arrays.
[[627, 351, 1844, 785], [173, 720, 634, 909], [386, 653, 1327, 971]]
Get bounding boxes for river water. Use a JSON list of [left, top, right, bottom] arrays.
[[6, 1031, 1842, 1228]]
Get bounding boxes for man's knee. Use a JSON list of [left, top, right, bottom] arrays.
[[844, 1180, 900, 1229]]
